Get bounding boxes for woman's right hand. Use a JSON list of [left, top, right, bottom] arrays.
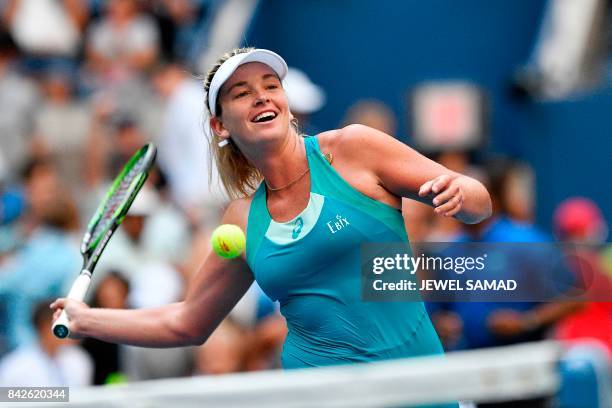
[[50, 298, 90, 339]]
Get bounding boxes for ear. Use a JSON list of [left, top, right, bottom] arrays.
[[210, 116, 230, 140]]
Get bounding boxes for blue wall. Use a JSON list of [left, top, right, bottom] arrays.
[[521, 92, 612, 230], [245, 0, 611, 231]]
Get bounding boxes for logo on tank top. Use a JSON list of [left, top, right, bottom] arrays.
[[292, 217, 304, 239], [326, 214, 350, 234]]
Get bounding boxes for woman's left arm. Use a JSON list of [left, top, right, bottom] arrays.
[[339, 124, 492, 224]]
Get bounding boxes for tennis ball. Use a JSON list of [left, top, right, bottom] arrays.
[[211, 224, 246, 259]]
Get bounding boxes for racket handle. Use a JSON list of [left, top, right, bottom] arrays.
[[52, 271, 92, 339]]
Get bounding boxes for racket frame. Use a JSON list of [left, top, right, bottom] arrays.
[[52, 143, 156, 339]]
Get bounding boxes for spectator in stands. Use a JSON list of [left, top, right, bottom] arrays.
[[110, 115, 148, 174], [3, 0, 88, 73], [152, 0, 209, 65], [84, 112, 146, 193], [341, 99, 397, 136], [0, 161, 80, 350], [429, 161, 582, 351], [0, 28, 39, 179], [553, 197, 612, 355], [243, 313, 287, 371], [229, 282, 285, 371], [82, 272, 130, 385], [499, 162, 535, 224], [194, 318, 245, 375], [152, 63, 227, 222], [29, 65, 91, 194], [84, 0, 163, 137], [85, 0, 159, 85], [139, 169, 194, 279], [0, 300, 93, 386]]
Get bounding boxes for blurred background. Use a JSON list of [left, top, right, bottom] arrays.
[[0, 0, 610, 406]]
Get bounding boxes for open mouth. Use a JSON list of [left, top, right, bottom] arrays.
[[251, 111, 278, 123]]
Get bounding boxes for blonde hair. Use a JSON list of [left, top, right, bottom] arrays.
[[204, 47, 263, 199]]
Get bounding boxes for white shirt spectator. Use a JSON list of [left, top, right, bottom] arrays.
[[0, 343, 93, 387], [88, 15, 159, 63], [0, 70, 39, 177], [10, 0, 81, 56], [128, 260, 184, 309], [140, 200, 192, 266], [33, 95, 91, 192], [157, 78, 227, 216]]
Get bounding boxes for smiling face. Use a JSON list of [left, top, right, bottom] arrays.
[[210, 62, 292, 147]]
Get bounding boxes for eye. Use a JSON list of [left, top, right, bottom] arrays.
[[234, 90, 250, 99], [266, 84, 279, 90]]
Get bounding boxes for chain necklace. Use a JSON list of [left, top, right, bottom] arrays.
[[264, 167, 310, 191]]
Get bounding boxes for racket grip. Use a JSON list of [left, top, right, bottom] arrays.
[[52, 271, 92, 339]]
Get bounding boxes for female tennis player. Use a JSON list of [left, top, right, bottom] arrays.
[[51, 48, 491, 374]]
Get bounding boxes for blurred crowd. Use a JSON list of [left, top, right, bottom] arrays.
[[0, 0, 610, 390], [0, 0, 330, 387], [0, 0, 286, 387]]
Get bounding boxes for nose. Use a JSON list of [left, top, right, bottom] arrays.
[[253, 88, 270, 106]]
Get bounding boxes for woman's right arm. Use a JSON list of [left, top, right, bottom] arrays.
[[50, 199, 254, 347]]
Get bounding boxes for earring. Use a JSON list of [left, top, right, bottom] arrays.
[[218, 139, 229, 147]]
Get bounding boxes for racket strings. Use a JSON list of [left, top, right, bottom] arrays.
[[89, 155, 149, 244]]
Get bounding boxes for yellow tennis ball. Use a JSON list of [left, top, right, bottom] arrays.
[[211, 224, 246, 259]]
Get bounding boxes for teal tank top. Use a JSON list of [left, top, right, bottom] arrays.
[[246, 136, 445, 369]]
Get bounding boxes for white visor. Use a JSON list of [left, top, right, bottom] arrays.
[[207, 49, 288, 116]]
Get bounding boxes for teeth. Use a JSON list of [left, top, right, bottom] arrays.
[[254, 112, 276, 122]]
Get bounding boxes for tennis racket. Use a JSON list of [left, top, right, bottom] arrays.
[[52, 142, 157, 338]]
